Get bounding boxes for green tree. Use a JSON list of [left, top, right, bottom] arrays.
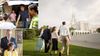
[[96, 28, 100, 33], [69, 27, 76, 35], [23, 28, 39, 39]]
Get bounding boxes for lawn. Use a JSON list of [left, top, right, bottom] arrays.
[[23, 38, 100, 56]]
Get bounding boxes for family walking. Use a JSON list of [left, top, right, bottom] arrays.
[[39, 21, 71, 56]]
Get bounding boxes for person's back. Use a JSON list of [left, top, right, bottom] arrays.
[[42, 28, 51, 40], [59, 21, 70, 55], [42, 27, 51, 53], [52, 31, 58, 39], [59, 25, 69, 36]]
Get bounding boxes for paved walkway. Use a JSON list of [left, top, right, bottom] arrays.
[[71, 33, 100, 49]]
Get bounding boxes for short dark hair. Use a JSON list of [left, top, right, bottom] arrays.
[[3, 14, 8, 21], [28, 4, 38, 14], [20, 4, 26, 11], [62, 21, 66, 25], [20, 4, 25, 8]]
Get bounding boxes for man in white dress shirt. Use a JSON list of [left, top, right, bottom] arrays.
[[59, 21, 71, 56]]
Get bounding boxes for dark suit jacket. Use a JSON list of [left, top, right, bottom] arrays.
[[1, 36, 17, 51], [42, 28, 51, 40]]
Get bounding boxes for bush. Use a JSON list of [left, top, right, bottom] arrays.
[[23, 28, 39, 39]]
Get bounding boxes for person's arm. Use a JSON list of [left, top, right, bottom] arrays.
[[56, 31, 59, 39], [67, 28, 71, 40], [56, 31, 62, 43], [29, 19, 33, 29], [58, 26, 61, 36], [16, 15, 20, 27], [15, 14, 17, 21], [39, 29, 43, 37]]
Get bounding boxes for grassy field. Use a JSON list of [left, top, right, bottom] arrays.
[[23, 39, 100, 56]]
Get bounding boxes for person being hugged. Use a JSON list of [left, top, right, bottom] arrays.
[[4, 43, 18, 56]]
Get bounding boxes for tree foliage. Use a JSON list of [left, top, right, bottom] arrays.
[[23, 28, 39, 39], [96, 28, 100, 33]]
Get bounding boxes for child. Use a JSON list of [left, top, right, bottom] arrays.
[[4, 43, 18, 56]]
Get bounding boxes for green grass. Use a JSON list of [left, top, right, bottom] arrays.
[[23, 38, 100, 56]]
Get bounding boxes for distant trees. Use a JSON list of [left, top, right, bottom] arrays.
[[96, 28, 100, 33], [69, 27, 76, 35]]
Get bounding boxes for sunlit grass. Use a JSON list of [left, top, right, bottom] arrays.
[[23, 38, 100, 56]]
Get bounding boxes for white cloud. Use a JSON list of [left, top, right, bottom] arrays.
[[39, 0, 100, 27]]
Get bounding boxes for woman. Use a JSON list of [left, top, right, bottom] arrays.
[[9, 10, 16, 25], [28, 4, 38, 29], [4, 43, 18, 56], [51, 26, 59, 54]]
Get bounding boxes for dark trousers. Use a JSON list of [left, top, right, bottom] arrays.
[[45, 40, 50, 53], [52, 38, 58, 51], [22, 21, 28, 28]]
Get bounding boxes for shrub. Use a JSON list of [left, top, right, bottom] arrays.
[[23, 28, 39, 39]]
